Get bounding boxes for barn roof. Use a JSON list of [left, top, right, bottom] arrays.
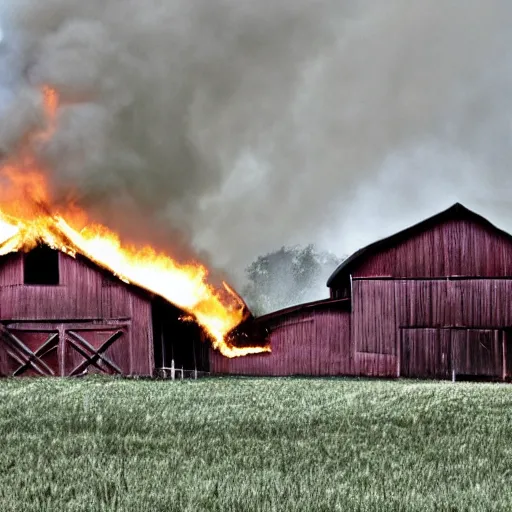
[[327, 202, 512, 287], [255, 297, 350, 323], [0, 229, 188, 315]]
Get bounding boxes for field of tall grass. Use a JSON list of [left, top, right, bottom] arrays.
[[0, 377, 511, 511]]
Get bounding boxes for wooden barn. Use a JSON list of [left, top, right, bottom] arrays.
[[210, 203, 512, 381], [212, 298, 351, 376], [0, 244, 209, 377]]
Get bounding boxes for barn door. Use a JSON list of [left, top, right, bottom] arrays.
[[451, 329, 502, 378], [400, 328, 450, 378], [400, 328, 504, 380], [63, 328, 128, 376], [0, 324, 129, 377], [0, 328, 59, 377]]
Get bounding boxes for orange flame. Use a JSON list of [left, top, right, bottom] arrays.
[[0, 87, 270, 358], [42, 86, 58, 118]]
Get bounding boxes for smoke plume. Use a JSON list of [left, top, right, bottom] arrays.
[[0, 1, 512, 300]]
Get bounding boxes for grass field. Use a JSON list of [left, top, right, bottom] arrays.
[[0, 377, 512, 511]]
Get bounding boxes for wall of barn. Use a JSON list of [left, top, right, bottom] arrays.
[[210, 308, 352, 376], [0, 252, 154, 375], [350, 218, 512, 279], [352, 278, 512, 378]]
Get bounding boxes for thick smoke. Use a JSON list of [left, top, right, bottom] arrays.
[[0, 1, 512, 300]]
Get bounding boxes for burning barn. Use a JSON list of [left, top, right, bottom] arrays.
[[2, 88, 511, 382], [0, 221, 270, 378], [0, 84, 269, 377], [0, 240, 213, 377], [211, 298, 351, 376], [211, 203, 512, 381]]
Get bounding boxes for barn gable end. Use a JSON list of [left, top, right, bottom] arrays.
[[339, 203, 512, 380], [328, 203, 512, 297], [0, 248, 155, 377], [0, 246, 210, 378]]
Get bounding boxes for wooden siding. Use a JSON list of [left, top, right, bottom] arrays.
[[352, 278, 512, 379], [400, 328, 504, 379], [214, 276, 512, 380], [351, 280, 398, 377], [451, 329, 502, 377], [353, 280, 396, 354], [394, 279, 512, 328], [210, 308, 351, 376], [351, 218, 512, 279], [213, 276, 512, 380], [130, 292, 154, 375], [0, 254, 22, 286], [400, 328, 450, 379], [0, 252, 154, 376]]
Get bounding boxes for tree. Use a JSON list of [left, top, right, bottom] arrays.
[[242, 244, 344, 316]]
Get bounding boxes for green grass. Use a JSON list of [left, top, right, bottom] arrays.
[[0, 377, 511, 511]]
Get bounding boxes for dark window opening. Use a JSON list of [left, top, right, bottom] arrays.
[[24, 245, 60, 285]]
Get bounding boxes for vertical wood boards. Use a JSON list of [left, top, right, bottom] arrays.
[[0, 252, 154, 377], [400, 328, 502, 379], [400, 328, 450, 379], [354, 278, 512, 380], [350, 218, 512, 280], [209, 305, 351, 376]]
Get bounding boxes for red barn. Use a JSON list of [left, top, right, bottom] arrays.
[[0, 244, 209, 377], [211, 203, 512, 381], [212, 298, 351, 376]]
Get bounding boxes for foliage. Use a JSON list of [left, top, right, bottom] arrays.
[[242, 244, 343, 315], [0, 377, 512, 511]]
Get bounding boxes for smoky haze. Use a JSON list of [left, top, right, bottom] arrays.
[[0, 1, 512, 303]]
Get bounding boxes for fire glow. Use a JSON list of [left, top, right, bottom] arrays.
[[0, 86, 270, 358]]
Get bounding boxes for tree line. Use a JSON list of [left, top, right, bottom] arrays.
[[242, 244, 344, 316]]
